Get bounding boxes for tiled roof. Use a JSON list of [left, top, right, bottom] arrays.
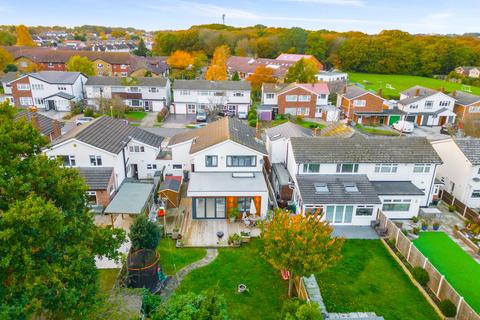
[[168, 117, 266, 155], [399, 85, 441, 105], [78, 167, 113, 190], [262, 83, 288, 93], [296, 174, 381, 205], [276, 53, 317, 62], [342, 85, 372, 100], [227, 56, 293, 78], [51, 116, 164, 154], [15, 110, 56, 136], [290, 134, 442, 164], [173, 79, 250, 91], [28, 71, 83, 84], [265, 121, 312, 141], [454, 138, 480, 165], [371, 181, 425, 196], [159, 179, 181, 192], [85, 76, 168, 87], [44, 91, 75, 100], [264, 82, 329, 95], [450, 91, 480, 106]]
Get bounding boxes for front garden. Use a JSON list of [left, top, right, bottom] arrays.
[[315, 240, 439, 320], [413, 232, 480, 313], [354, 124, 400, 136]]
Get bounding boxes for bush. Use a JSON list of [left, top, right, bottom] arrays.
[[157, 107, 169, 123], [448, 205, 456, 212], [248, 119, 257, 128], [141, 289, 161, 317], [281, 298, 323, 320], [412, 227, 420, 235], [84, 108, 94, 117], [412, 267, 429, 286], [248, 112, 257, 121], [70, 102, 84, 115], [412, 216, 419, 223], [129, 215, 161, 250], [439, 299, 457, 318]]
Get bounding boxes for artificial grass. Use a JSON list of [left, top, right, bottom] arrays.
[[98, 268, 119, 294], [348, 72, 480, 99], [355, 124, 400, 136], [315, 240, 439, 320], [157, 239, 206, 275], [175, 240, 288, 320], [413, 232, 480, 313], [125, 111, 147, 121]]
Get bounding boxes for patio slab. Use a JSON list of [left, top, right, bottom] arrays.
[[332, 226, 379, 239]]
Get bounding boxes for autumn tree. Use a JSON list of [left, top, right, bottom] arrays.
[[99, 31, 107, 40], [0, 47, 13, 72], [285, 58, 318, 83], [153, 32, 178, 55], [15, 24, 35, 46], [167, 50, 194, 70], [0, 102, 126, 319], [205, 45, 230, 81], [262, 209, 344, 297], [247, 65, 276, 98], [66, 55, 96, 76], [133, 38, 149, 57], [306, 31, 327, 61], [0, 30, 16, 46]]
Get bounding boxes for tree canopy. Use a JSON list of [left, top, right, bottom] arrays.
[[129, 215, 161, 250], [262, 209, 344, 297], [0, 47, 13, 72], [66, 55, 96, 76], [205, 45, 229, 81], [0, 102, 126, 319], [247, 65, 276, 97], [133, 38, 149, 57], [15, 25, 35, 46], [285, 58, 318, 83]]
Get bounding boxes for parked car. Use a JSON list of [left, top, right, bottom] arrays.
[[75, 117, 94, 126], [392, 120, 414, 133], [196, 110, 207, 122], [238, 111, 248, 119], [440, 123, 457, 135]]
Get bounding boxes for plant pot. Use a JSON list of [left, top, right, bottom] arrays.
[[433, 226, 440, 231], [241, 236, 251, 243], [172, 231, 179, 240], [421, 226, 428, 231], [238, 284, 247, 293], [229, 217, 236, 223], [176, 239, 183, 247]]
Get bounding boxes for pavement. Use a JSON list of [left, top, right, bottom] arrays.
[[143, 127, 190, 138], [140, 112, 158, 127], [332, 226, 379, 239], [162, 114, 196, 128], [410, 126, 448, 140]]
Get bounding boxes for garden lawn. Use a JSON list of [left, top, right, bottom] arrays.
[[175, 240, 288, 320], [125, 111, 147, 121], [355, 124, 400, 136], [157, 239, 206, 275], [413, 232, 480, 313], [267, 118, 325, 129], [349, 72, 480, 99], [316, 240, 439, 320], [98, 268, 119, 294]]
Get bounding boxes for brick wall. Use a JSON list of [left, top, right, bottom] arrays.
[[277, 87, 318, 118], [11, 76, 33, 108]]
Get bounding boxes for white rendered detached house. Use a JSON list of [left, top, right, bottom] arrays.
[[160, 117, 269, 219]]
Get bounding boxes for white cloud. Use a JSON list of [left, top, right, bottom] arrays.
[[280, 0, 365, 7]]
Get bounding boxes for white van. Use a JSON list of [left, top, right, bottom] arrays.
[[392, 120, 414, 133]]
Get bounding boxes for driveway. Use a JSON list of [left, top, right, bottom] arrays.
[[142, 127, 190, 138], [162, 114, 196, 128], [38, 110, 69, 121], [140, 112, 158, 127], [411, 126, 447, 140]]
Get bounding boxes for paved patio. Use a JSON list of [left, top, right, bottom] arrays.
[[332, 226, 379, 239]]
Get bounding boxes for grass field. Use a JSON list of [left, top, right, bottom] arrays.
[[413, 232, 480, 313], [316, 240, 439, 320], [157, 239, 206, 275], [176, 240, 288, 320], [348, 72, 480, 99], [98, 268, 119, 294]]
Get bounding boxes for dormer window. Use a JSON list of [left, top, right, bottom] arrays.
[[314, 183, 329, 193], [344, 183, 359, 193]]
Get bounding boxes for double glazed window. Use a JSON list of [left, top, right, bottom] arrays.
[[205, 155, 218, 167], [425, 100, 434, 109], [472, 190, 480, 198], [375, 163, 398, 173], [413, 164, 431, 173], [336, 163, 359, 173], [353, 99, 366, 107], [147, 164, 157, 170], [266, 93, 275, 99], [285, 95, 298, 102], [17, 83, 30, 90], [129, 145, 145, 153], [226, 156, 256, 167], [58, 155, 76, 167], [195, 198, 226, 219], [303, 163, 320, 173], [325, 205, 353, 224], [89, 155, 102, 166], [382, 199, 411, 212], [298, 95, 311, 102], [356, 206, 374, 216], [238, 197, 252, 213]]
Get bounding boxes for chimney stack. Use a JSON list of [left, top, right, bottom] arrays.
[[415, 88, 420, 96], [52, 120, 62, 141]]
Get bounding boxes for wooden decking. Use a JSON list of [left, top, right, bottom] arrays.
[[183, 218, 261, 247]]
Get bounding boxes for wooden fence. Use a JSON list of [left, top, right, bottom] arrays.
[[378, 211, 480, 320], [441, 190, 479, 221]]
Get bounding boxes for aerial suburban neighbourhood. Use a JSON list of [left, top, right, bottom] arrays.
[[1, 2, 480, 320]]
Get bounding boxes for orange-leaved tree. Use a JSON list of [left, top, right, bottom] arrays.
[[247, 65, 276, 99], [0, 47, 13, 72], [205, 45, 230, 81], [15, 25, 35, 46], [167, 50, 194, 70], [261, 209, 344, 297]]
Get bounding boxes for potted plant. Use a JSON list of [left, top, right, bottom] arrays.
[[228, 207, 240, 223], [238, 284, 247, 293], [412, 227, 420, 235], [176, 239, 184, 247], [433, 222, 440, 231], [421, 220, 428, 231], [412, 216, 419, 223], [228, 233, 242, 246], [172, 223, 180, 240], [240, 231, 251, 243], [448, 205, 456, 212]]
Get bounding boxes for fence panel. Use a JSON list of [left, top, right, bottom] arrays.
[[396, 233, 410, 257], [458, 301, 480, 320], [424, 261, 442, 295]]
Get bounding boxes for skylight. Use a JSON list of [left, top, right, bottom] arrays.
[[314, 183, 329, 193], [344, 183, 359, 193]]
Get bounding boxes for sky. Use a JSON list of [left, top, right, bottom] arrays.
[[0, 0, 479, 34]]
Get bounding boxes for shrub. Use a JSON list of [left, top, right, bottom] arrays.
[[439, 299, 457, 318], [84, 108, 94, 117], [412, 216, 419, 223], [248, 112, 257, 121], [412, 227, 420, 235], [141, 289, 161, 317], [386, 238, 396, 248], [157, 107, 168, 123], [248, 119, 257, 128], [281, 298, 323, 320], [448, 205, 456, 212], [70, 102, 83, 115], [129, 215, 161, 250], [412, 267, 429, 286], [402, 229, 408, 236]]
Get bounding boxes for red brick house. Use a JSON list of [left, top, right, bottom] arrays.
[[450, 90, 480, 122]]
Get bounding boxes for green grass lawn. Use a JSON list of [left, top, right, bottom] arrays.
[[316, 240, 439, 320], [267, 118, 325, 129], [125, 111, 147, 121], [355, 124, 400, 136], [175, 240, 288, 320], [413, 232, 480, 313], [98, 268, 119, 294], [349, 72, 480, 99], [157, 239, 207, 275]]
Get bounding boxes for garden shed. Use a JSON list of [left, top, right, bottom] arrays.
[[158, 178, 182, 208]]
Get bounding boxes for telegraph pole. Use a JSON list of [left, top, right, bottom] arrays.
[[222, 14, 226, 25]]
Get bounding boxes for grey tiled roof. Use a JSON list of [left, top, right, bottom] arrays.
[[454, 138, 480, 165], [450, 91, 480, 106], [343, 85, 371, 99], [173, 80, 250, 91], [290, 134, 442, 164], [52, 116, 164, 154], [85, 76, 168, 87], [29, 71, 83, 84], [399, 85, 439, 105], [78, 167, 113, 190], [371, 181, 424, 196], [44, 91, 75, 100], [15, 110, 56, 136], [296, 174, 381, 205], [265, 121, 312, 141], [228, 117, 267, 154]]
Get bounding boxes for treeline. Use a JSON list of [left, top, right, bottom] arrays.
[[153, 25, 480, 76]]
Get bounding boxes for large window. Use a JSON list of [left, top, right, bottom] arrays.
[[194, 197, 226, 219], [425, 100, 434, 109], [226, 156, 256, 167], [375, 163, 398, 173], [17, 83, 30, 90], [303, 163, 320, 173], [89, 155, 102, 166], [238, 197, 252, 213], [19, 97, 33, 106], [187, 104, 196, 113], [285, 95, 298, 102], [356, 206, 374, 216], [205, 155, 218, 167], [336, 163, 359, 173], [298, 95, 311, 102], [353, 100, 366, 107], [129, 145, 145, 153], [58, 155, 76, 167], [382, 199, 411, 212], [86, 191, 97, 204], [266, 93, 274, 99], [440, 101, 451, 107], [326, 205, 353, 223], [413, 164, 431, 173]]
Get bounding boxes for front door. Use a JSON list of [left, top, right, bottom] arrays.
[[416, 115, 422, 126], [131, 164, 138, 179], [325, 205, 354, 224], [47, 100, 55, 111]]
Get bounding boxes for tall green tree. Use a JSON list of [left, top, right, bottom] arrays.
[[133, 38, 149, 57], [0, 30, 16, 46], [279, 27, 309, 53], [285, 58, 318, 83], [306, 31, 327, 61], [153, 32, 178, 55], [129, 215, 161, 250], [0, 102, 126, 319], [262, 209, 344, 297]]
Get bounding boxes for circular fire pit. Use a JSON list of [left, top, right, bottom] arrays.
[[238, 284, 247, 293]]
